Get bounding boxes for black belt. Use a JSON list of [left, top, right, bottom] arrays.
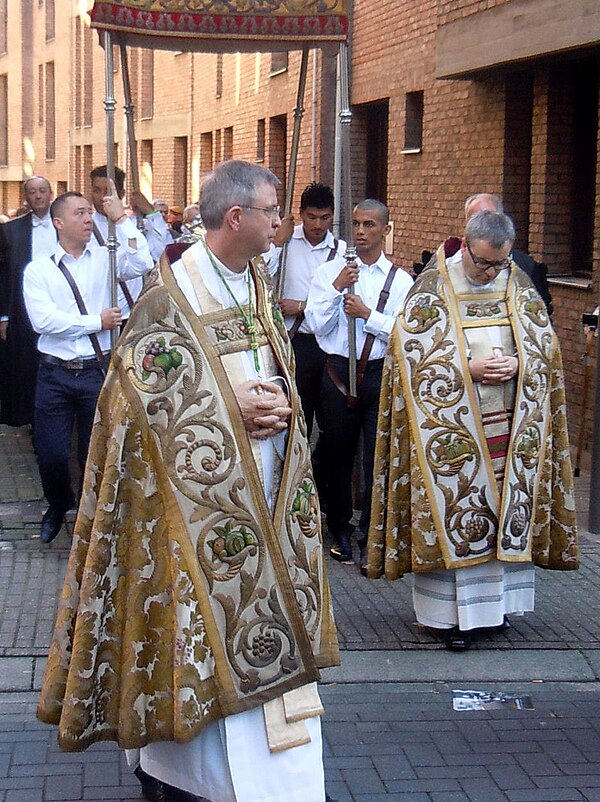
[[40, 353, 109, 371]]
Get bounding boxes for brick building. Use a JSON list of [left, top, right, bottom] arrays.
[[0, 0, 599, 463]]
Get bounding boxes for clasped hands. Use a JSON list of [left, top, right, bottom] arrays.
[[235, 379, 292, 440], [469, 354, 519, 385]]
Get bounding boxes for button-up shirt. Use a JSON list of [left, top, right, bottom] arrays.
[[31, 212, 57, 260], [23, 225, 152, 360], [91, 211, 160, 317], [305, 251, 413, 360], [264, 225, 346, 334]]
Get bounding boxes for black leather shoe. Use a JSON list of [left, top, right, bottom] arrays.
[[444, 626, 472, 651], [330, 533, 353, 564], [134, 766, 210, 802], [40, 506, 65, 544]]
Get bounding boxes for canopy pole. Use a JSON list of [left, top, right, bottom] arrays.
[[103, 30, 119, 351], [275, 47, 309, 299], [338, 41, 357, 400], [119, 44, 143, 229]]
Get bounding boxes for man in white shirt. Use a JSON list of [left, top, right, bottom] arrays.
[[305, 199, 413, 570], [90, 164, 173, 320], [0, 176, 57, 427], [266, 184, 345, 442], [23, 188, 153, 544]]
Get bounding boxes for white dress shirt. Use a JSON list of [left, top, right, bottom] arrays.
[[264, 225, 346, 334], [31, 212, 58, 260], [23, 226, 152, 360], [91, 211, 158, 316], [305, 251, 413, 359]]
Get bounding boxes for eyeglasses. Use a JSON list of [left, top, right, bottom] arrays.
[[242, 205, 281, 220], [466, 241, 512, 273]]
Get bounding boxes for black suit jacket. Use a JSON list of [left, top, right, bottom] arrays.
[[0, 213, 57, 426]]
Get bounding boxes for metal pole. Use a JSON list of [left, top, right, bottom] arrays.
[[119, 44, 144, 230], [588, 321, 600, 532], [338, 41, 357, 399], [275, 47, 309, 299], [103, 31, 119, 352]]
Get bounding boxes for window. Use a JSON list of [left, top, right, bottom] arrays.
[[256, 118, 265, 162], [83, 24, 94, 126], [0, 0, 7, 55], [216, 53, 223, 99], [223, 126, 233, 161], [270, 52, 288, 76], [45, 62, 55, 160], [174, 137, 188, 206], [140, 49, 154, 119], [0, 74, 7, 165], [38, 64, 44, 125], [45, 0, 55, 41], [403, 90, 424, 153], [74, 17, 82, 128], [201, 132, 213, 173]]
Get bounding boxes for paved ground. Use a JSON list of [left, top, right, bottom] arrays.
[[1, 423, 600, 801]]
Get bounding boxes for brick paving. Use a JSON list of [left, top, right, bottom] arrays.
[[2, 423, 600, 801]]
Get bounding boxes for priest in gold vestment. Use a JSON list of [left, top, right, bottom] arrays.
[[37, 161, 339, 802], [366, 210, 578, 650]]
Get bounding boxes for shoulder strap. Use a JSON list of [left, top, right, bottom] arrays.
[[326, 238, 339, 262], [356, 264, 400, 385], [92, 220, 136, 311], [55, 259, 106, 363]]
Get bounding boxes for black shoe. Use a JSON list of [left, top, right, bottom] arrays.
[[40, 506, 66, 544], [330, 533, 353, 564], [358, 537, 368, 576], [134, 766, 209, 802], [444, 627, 471, 651]]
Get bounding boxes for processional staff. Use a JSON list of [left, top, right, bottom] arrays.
[[338, 42, 357, 402]]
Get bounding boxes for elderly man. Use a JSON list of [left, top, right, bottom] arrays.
[[366, 210, 578, 650], [0, 176, 56, 427], [37, 160, 339, 802]]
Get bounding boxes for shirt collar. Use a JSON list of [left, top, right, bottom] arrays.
[[358, 250, 390, 273], [53, 241, 93, 265], [31, 212, 52, 228], [294, 224, 335, 250]]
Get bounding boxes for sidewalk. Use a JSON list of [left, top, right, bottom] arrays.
[[1, 423, 600, 801]]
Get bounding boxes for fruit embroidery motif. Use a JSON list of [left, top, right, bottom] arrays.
[[407, 296, 440, 329], [142, 337, 183, 379], [208, 520, 259, 579], [290, 479, 318, 537]]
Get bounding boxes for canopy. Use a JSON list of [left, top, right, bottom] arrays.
[[90, 0, 349, 52]]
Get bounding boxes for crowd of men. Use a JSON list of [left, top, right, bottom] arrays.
[[0, 162, 578, 802]]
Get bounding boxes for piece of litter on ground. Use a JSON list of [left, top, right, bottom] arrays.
[[452, 689, 534, 711]]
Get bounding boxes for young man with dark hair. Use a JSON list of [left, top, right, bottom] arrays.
[[265, 183, 346, 443]]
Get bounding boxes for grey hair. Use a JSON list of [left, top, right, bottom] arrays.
[[200, 160, 280, 229], [465, 210, 515, 250], [464, 193, 503, 218], [23, 176, 52, 193], [353, 198, 389, 225]]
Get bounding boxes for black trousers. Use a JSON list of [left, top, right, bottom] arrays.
[[33, 361, 105, 511], [319, 354, 383, 542], [291, 333, 327, 441]]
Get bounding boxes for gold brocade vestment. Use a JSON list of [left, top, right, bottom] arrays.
[[366, 248, 578, 580], [37, 243, 339, 752]]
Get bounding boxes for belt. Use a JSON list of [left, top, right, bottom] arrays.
[[40, 353, 109, 371]]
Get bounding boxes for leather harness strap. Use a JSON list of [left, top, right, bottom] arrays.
[[326, 264, 400, 405], [92, 221, 136, 312], [55, 259, 106, 364]]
